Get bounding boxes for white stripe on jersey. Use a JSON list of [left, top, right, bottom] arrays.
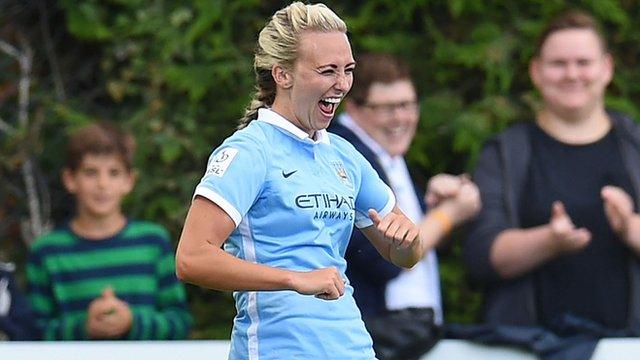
[[239, 218, 260, 360]]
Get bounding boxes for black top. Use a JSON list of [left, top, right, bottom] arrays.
[[520, 124, 634, 330]]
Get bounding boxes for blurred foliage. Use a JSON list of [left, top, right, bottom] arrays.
[[2, 0, 640, 338]]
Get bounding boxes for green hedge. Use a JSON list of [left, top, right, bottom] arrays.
[[2, 0, 640, 338]]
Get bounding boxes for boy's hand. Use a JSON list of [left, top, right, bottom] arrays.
[[86, 291, 110, 339], [86, 287, 133, 339], [99, 288, 133, 337]]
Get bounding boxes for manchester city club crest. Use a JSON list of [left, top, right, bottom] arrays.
[[331, 161, 352, 188]]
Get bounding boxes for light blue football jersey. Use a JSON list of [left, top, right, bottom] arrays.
[[195, 108, 395, 360]]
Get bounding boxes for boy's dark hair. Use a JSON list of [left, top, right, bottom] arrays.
[[65, 121, 136, 171], [535, 9, 608, 56], [348, 53, 414, 105]]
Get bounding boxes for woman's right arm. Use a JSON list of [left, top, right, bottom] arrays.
[[490, 227, 559, 279], [175, 196, 346, 299], [490, 208, 590, 279]]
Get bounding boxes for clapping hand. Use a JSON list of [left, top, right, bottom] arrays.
[[602, 185, 640, 252], [425, 174, 481, 226], [86, 287, 133, 339], [549, 201, 591, 253]]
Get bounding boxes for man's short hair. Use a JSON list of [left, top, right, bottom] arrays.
[[349, 53, 414, 105]]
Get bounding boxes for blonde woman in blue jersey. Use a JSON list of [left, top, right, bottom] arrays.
[[176, 2, 430, 359]]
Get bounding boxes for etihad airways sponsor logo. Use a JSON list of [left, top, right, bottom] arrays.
[[294, 193, 355, 221], [295, 193, 354, 209]]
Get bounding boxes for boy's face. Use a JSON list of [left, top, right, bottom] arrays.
[[62, 154, 134, 219]]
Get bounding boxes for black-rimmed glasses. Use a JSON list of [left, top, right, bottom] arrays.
[[362, 100, 419, 115]]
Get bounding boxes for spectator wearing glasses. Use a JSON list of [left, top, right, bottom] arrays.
[[329, 53, 481, 359]]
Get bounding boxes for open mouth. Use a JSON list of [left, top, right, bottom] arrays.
[[319, 97, 342, 116]]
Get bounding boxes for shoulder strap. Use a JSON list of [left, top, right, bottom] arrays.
[[610, 112, 640, 205], [496, 122, 532, 227], [608, 112, 640, 325]]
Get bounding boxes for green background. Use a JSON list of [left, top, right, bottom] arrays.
[[2, 0, 639, 338]]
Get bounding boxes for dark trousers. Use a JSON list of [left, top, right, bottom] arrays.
[[365, 307, 441, 360]]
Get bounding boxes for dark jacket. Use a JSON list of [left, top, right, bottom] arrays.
[[463, 112, 640, 326], [0, 262, 38, 340], [329, 118, 426, 318]]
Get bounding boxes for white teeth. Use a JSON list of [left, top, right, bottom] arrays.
[[322, 97, 342, 104], [388, 127, 406, 135]]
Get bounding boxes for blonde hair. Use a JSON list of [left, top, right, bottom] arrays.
[[238, 2, 347, 128]]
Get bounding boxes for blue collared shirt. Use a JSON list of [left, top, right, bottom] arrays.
[[194, 108, 395, 359]]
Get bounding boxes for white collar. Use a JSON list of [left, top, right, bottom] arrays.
[[337, 112, 401, 165], [257, 108, 330, 144]]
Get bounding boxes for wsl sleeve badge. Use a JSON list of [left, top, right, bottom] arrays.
[[332, 161, 353, 189], [206, 148, 239, 177]]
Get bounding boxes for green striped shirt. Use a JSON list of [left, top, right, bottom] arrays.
[[27, 221, 193, 340]]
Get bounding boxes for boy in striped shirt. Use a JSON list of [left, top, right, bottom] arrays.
[[27, 122, 192, 340]]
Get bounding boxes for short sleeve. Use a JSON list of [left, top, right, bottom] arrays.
[[194, 133, 267, 227], [352, 151, 396, 228]]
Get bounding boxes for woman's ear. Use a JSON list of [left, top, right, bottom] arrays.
[[272, 65, 293, 89], [602, 53, 614, 86], [529, 58, 541, 89]]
